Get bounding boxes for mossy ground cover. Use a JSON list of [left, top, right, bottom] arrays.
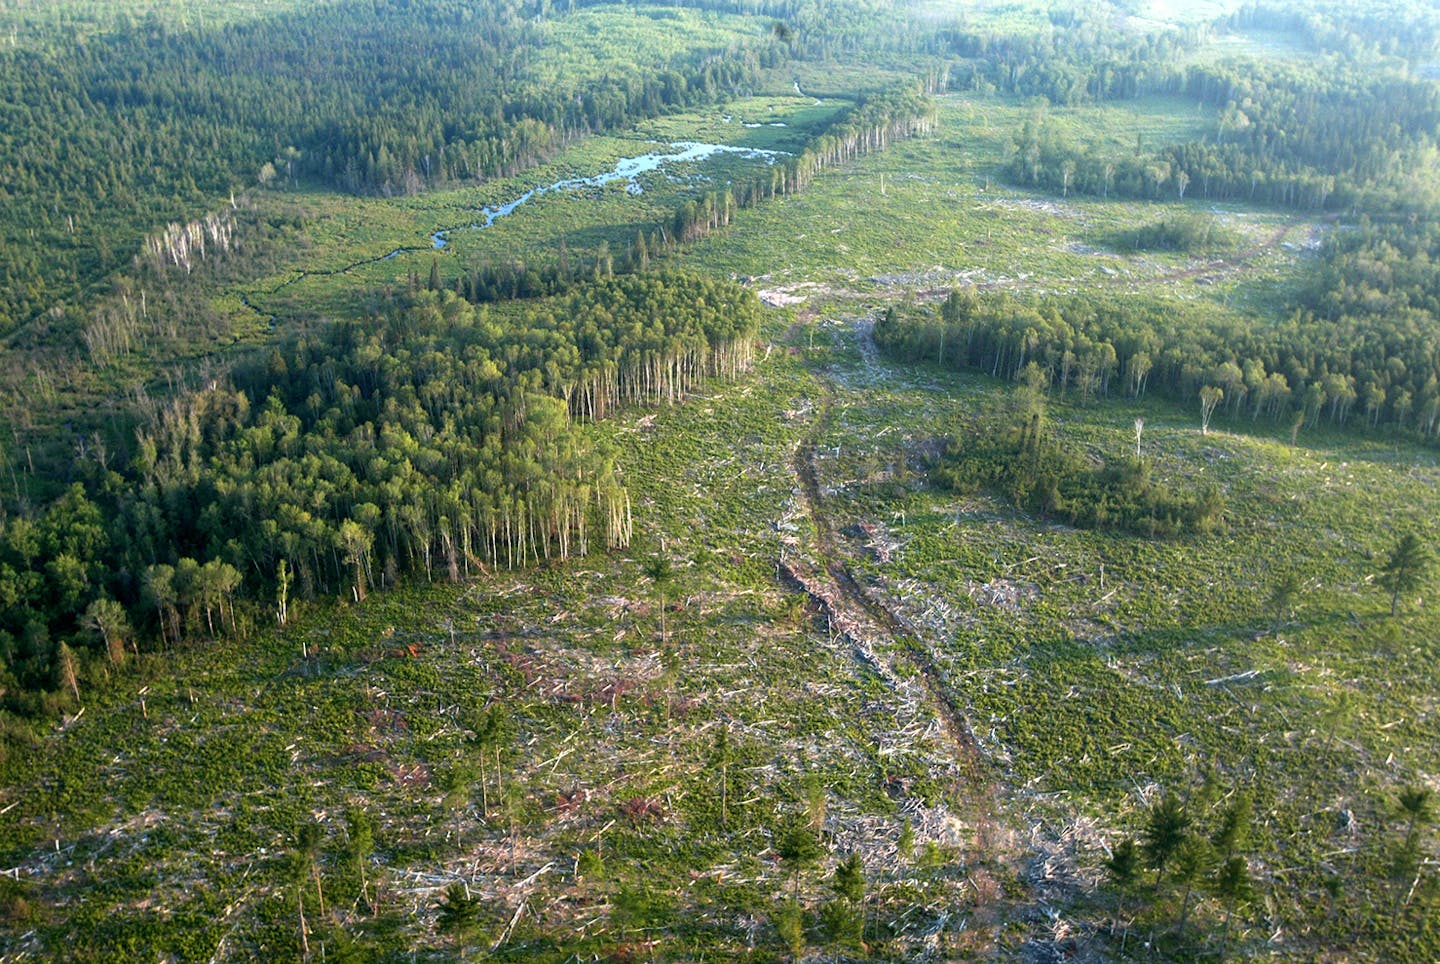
[[526, 4, 769, 85]]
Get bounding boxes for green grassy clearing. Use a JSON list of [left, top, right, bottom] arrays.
[[1189, 27, 1316, 64], [686, 92, 1317, 312], [904, 0, 1067, 35], [632, 97, 843, 152]]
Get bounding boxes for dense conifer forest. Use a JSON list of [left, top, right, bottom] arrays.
[[0, 0, 780, 330]]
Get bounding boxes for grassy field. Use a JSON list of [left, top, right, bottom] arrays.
[[688, 92, 1318, 318], [234, 87, 1315, 334], [1189, 27, 1315, 64], [527, 4, 769, 84], [154, 87, 1312, 364]]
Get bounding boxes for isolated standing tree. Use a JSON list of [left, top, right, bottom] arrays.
[[56, 641, 80, 701], [1105, 837, 1141, 941], [644, 555, 674, 643], [832, 852, 864, 902], [346, 807, 376, 914], [1212, 792, 1252, 862], [776, 815, 824, 897], [276, 558, 291, 628], [896, 817, 915, 861], [468, 703, 511, 817], [1377, 532, 1432, 616], [773, 899, 805, 959], [1267, 572, 1300, 631], [437, 882, 481, 941], [1105, 837, 1140, 893], [296, 820, 326, 918], [440, 762, 477, 841], [1390, 785, 1433, 923], [1397, 785, 1433, 852], [823, 852, 866, 950], [86, 596, 131, 665], [285, 847, 312, 958], [1214, 855, 1254, 954], [286, 821, 326, 959], [1172, 835, 1213, 939], [1199, 385, 1223, 435]]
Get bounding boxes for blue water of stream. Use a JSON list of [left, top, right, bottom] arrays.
[[430, 141, 788, 249]]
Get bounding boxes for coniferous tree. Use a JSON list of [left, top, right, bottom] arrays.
[[1214, 855, 1254, 954], [1105, 838, 1142, 942], [1389, 786, 1433, 924], [1378, 532, 1431, 617], [776, 814, 824, 897], [1268, 573, 1301, 632], [436, 882, 481, 940], [1143, 795, 1190, 888]]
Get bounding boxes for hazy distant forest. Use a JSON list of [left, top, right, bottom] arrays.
[[2, 0, 1439, 959]]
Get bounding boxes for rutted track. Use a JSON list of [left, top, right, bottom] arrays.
[[788, 377, 989, 782], [775, 332, 1088, 954]]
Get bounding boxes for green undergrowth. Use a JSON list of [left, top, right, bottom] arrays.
[[0, 345, 990, 960], [801, 311, 1440, 957], [527, 4, 768, 86], [685, 92, 1315, 311], [2, 17, 1436, 960]]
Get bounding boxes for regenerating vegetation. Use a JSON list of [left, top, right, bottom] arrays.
[[1, 0, 1439, 960]]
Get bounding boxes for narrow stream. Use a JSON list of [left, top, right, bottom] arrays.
[[268, 244, 427, 293], [430, 141, 789, 249], [256, 140, 787, 300]]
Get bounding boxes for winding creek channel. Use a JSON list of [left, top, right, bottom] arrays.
[[265, 140, 789, 295], [429, 140, 789, 249]]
